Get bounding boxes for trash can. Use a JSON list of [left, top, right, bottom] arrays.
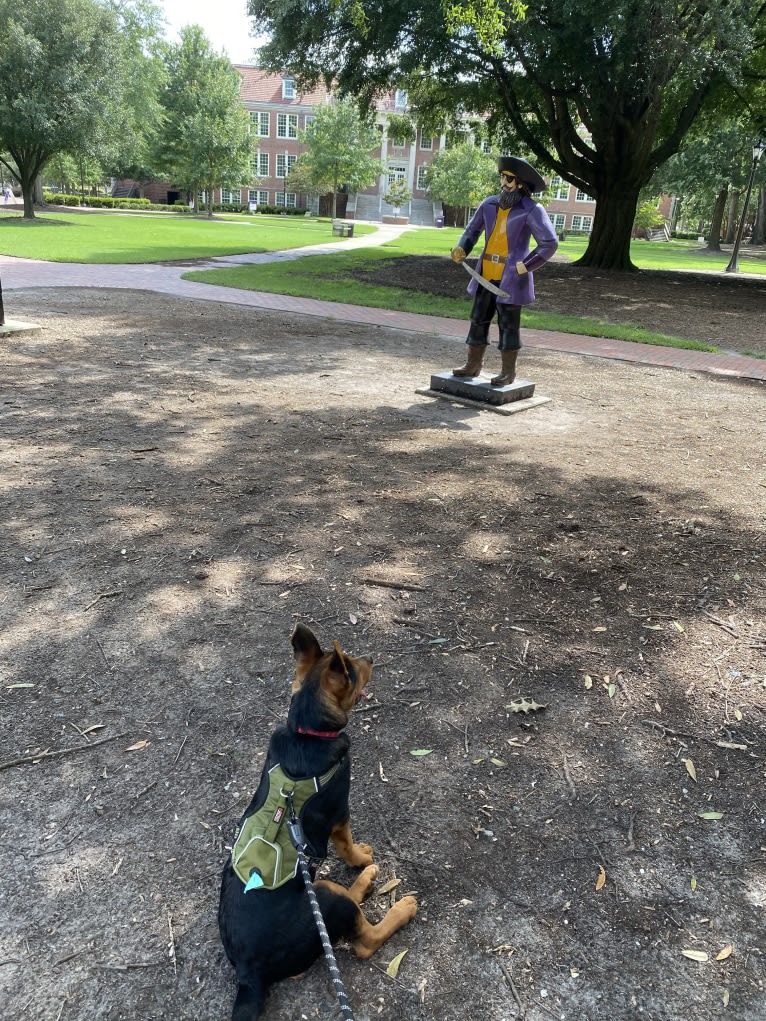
[[435, 216, 444, 228]]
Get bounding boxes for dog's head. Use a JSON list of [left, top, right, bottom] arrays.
[[288, 623, 372, 734]]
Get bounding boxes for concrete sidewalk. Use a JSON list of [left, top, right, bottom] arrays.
[[1, 246, 764, 382]]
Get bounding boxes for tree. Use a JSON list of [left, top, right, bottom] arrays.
[[297, 98, 382, 219], [650, 118, 762, 251], [156, 26, 254, 217], [424, 142, 497, 225], [383, 178, 412, 216], [250, 0, 756, 271], [0, 0, 128, 218]]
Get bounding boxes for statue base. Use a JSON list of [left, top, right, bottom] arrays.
[[417, 372, 550, 415]]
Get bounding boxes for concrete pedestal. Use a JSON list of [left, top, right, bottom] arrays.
[[416, 371, 551, 415]]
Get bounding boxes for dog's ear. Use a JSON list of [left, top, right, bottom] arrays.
[[291, 623, 323, 683]]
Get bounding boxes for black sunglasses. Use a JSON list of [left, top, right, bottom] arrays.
[[499, 171, 518, 182]]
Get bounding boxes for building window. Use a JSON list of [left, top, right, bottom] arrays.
[[571, 214, 593, 232], [249, 189, 269, 205], [220, 189, 241, 205], [282, 77, 295, 99], [551, 213, 566, 231], [277, 113, 298, 139], [276, 153, 297, 178], [419, 135, 433, 151], [575, 188, 593, 202], [387, 164, 407, 186], [304, 114, 315, 128], [394, 89, 408, 109], [550, 176, 570, 201], [416, 164, 428, 190], [276, 191, 297, 208], [249, 111, 269, 137], [251, 152, 269, 177]]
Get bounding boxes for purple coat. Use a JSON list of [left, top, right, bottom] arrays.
[[458, 194, 558, 305]]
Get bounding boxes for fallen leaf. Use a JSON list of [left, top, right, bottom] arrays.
[[607, 683, 616, 698], [377, 878, 401, 895], [7, 683, 35, 689], [698, 811, 724, 820], [490, 758, 506, 767], [716, 945, 733, 961], [734, 708, 743, 721], [684, 758, 697, 782], [428, 637, 447, 645], [681, 949, 709, 962], [125, 739, 149, 752], [378, 761, 389, 783], [643, 623, 663, 630], [722, 990, 730, 1007], [386, 949, 408, 978], [349, 613, 358, 624], [506, 698, 548, 714], [672, 620, 685, 632], [690, 874, 697, 891], [595, 865, 606, 891], [82, 724, 105, 734], [410, 749, 433, 757], [583, 675, 593, 689], [592, 626, 607, 632]]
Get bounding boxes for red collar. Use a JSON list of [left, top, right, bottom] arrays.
[[295, 726, 341, 739]]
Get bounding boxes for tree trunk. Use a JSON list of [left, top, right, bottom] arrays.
[[705, 187, 728, 252], [207, 182, 214, 219], [724, 189, 740, 244], [748, 186, 765, 245], [20, 169, 36, 219], [575, 185, 641, 271]]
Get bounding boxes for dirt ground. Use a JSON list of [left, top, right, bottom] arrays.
[[348, 254, 766, 356], [1, 283, 765, 1021]]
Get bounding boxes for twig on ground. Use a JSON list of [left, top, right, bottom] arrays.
[[561, 747, 577, 799], [499, 960, 525, 1018], [362, 576, 426, 592], [626, 811, 637, 851], [0, 732, 128, 771], [167, 913, 177, 978], [84, 590, 123, 612], [173, 735, 188, 766]]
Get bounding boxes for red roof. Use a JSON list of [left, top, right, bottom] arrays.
[[234, 65, 332, 106]]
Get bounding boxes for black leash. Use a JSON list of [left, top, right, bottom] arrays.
[[286, 792, 356, 1021]]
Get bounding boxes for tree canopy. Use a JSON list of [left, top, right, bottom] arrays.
[[0, 0, 132, 217], [424, 142, 497, 224], [295, 98, 381, 218], [155, 26, 254, 216], [251, 0, 758, 270]]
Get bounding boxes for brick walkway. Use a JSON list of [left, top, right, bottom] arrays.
[[1, 248, 764, 382]]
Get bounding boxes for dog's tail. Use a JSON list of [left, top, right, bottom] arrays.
[[232, 979, 266, 1020]]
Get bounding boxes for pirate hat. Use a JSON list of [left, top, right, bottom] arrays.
[[498, 156, 547, 194]]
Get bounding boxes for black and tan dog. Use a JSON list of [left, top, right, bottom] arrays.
[[218, 624, 417, 1020]]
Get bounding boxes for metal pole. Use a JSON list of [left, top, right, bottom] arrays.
[[0, 274, 5, 327], [725, 147, 762, 273]]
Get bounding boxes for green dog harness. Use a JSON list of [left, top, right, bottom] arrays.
[[232, 760, 343, 892]]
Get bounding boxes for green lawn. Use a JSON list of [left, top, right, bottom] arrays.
[[183, 246, 718, 353], [0, 210, 375, 263]]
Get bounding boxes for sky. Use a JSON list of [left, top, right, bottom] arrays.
[[158, 0, 262, 65]]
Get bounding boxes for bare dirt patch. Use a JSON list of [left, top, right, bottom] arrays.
[[350, 254, 766, 356], [1, 287, 765, 1021]]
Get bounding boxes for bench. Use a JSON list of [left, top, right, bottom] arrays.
[[332, 221, 354, 238]]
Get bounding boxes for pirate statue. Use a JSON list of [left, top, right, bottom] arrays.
[[450, 156, 558, 385]]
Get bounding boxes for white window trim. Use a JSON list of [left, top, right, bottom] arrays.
[[277, 113, 298, 139], [575, 189, 593, 203], [282, 78, 295, 99]]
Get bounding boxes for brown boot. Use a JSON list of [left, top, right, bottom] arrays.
[[491, 349, 518, 386], [453, 345, 486, 377]]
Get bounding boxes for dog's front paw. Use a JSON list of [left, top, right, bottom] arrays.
[[348, 842, 374, 867]]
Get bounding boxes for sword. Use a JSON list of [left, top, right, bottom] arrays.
[[459, 259, 509, 297]]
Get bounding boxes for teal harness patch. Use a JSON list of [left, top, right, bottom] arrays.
[[232, 760, 343, 891]]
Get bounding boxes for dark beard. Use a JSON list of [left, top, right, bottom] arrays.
[[498, 188, 524, 209]]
